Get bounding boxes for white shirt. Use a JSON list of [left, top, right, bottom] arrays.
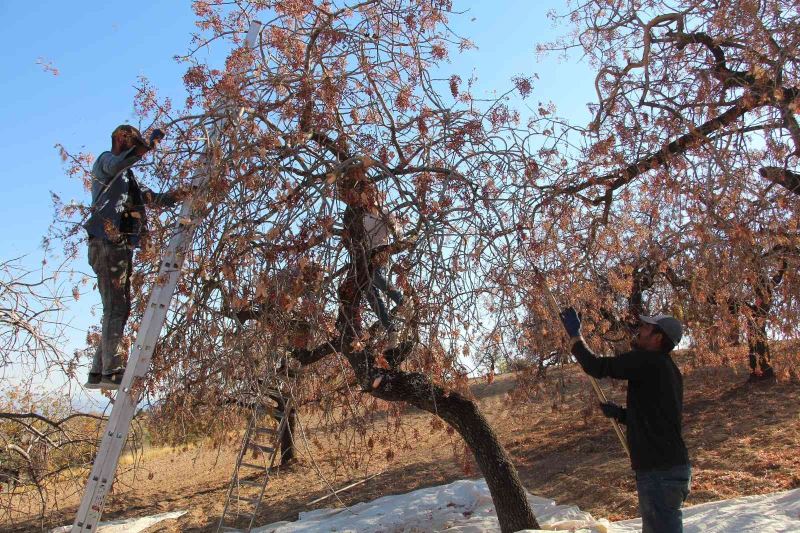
[[363, 212, 400, 250]]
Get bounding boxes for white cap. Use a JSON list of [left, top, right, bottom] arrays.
[[639, 314, 683, 346]]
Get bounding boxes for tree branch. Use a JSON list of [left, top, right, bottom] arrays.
[[759, 166, 800, 195]]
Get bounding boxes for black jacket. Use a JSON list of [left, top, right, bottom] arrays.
[[84, 149, 176, 247], [571, 338, 690, 471]]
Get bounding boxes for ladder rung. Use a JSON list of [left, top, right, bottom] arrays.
[[240, 462, 267, 470], [219, 527, 242, 532], [249, 443, 275, 454], [253, 427, 276, 436], [238, 479, 263, 487], [238, 496, 262, 506], [260, 406, 284, 418]]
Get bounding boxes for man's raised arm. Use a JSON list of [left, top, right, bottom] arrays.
[[560, 307, 653, 381]]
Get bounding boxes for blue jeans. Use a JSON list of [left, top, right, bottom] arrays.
[[365, 267, 403, 331], [636, 464, 691, 533]]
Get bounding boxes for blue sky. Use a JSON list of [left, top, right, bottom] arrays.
[[0, 1, 595, 403]]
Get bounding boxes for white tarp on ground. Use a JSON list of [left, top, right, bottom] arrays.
[[613, 488, 800, 532], [256, 479, 611, 533], [51, 510, 186, 533], [51, 480, 800, 532], [255, 478, 800, 533]]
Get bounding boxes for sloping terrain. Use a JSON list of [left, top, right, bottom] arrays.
[[7, 358, 800, 532]]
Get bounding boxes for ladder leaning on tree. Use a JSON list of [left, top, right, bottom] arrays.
[[72, 21, 264, 533], [217, 375, 295, 533]]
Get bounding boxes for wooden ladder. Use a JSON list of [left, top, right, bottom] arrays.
[[217, 384, 293, 532]]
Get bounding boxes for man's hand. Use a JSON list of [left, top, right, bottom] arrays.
[[559, 306, 581, 338], [599, 402, 626, 423], [132, 129, 164, 157], [149, 128, 165, 145], [170, 184, 193, 203]]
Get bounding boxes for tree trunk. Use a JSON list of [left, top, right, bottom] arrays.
[[745, 266, 783, 383], [746, 318, 775, 381], [280, 402, 296, 464], [270, 393, 297, 464], [370, 371, 540, 532], [726, 299, 741, 346]]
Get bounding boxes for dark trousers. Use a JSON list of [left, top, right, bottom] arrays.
[[88, 238, 132, 376], [365, 267, 403, 331], [636, 464, 692, 533]]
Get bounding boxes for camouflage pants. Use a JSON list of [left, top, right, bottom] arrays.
[[88, 238, 132, 375]]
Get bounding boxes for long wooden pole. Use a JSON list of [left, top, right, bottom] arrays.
[[307, 471, 385, 506], [532, 269, 630, 458]]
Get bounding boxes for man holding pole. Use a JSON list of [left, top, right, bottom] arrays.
[[559, 308, 691, 533]]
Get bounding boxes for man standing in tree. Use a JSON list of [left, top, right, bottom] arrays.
[[363, 207, 407, 348], [338, 161, 410, 349], [83, 125, 179, 390], [559, 308, 691, 533]]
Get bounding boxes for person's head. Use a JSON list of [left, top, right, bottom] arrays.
[[335, 164, 380, 209], [632, 314, 683, 352], [111, 125, 144, 154]]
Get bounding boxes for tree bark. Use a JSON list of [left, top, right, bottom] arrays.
[[746, 316, 774, 380], [273, 393, 297, 464], [370, 371, 540, 532], [759, 167, 800, 196]]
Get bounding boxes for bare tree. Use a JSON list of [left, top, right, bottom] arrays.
[[54, 1, 549, 530]]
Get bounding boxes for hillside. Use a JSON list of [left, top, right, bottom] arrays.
[[8, 360, 800, 532]]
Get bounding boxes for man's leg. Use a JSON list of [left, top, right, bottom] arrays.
[[636, 465, 691, 533], [86, 240, 106, 385], [372, 267, 403, 306], [104, 243, 132, 374], [99, 241, 133, 377], [365, 268, 400, 348], [365, 283, 392, 331]]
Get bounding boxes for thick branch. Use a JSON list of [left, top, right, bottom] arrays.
[[671, 31, 755, 87], [565, 97, 761, 199], [759, 166, 800, 195]]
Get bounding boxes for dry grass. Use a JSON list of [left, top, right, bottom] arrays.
[[4, 358, 799, 532]]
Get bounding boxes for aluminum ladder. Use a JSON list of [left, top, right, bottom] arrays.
[[72, 21, 263, 532]]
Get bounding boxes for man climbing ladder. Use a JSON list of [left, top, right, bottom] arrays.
[[84, 124, 180, 390], [72, 22, 263, 532]]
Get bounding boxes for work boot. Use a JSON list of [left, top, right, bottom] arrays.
[[100, 369, 125, 391], [84, 372, 102, 390]]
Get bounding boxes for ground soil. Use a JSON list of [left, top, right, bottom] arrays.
[[5, 357, 800, 532]]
